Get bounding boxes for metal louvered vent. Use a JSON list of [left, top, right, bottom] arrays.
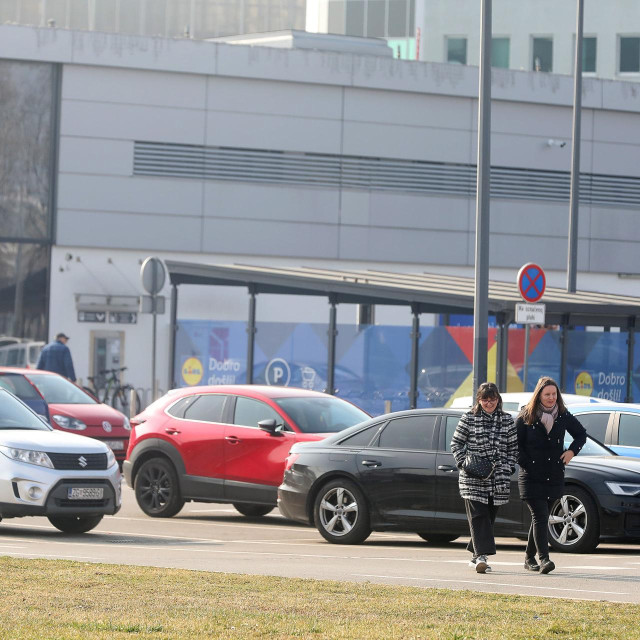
[[134, 141, 640, 207]]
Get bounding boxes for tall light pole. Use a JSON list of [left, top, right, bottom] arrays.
[[567, 0, 584, 293], [473, 0, 492, 396]]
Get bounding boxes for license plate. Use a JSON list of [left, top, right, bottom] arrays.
[[67, 487, 104, 500], [107, 440, 125, 450]]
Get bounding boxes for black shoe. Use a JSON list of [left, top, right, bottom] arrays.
[[524, 558, 540, 572], [539, 559, 555, 574]]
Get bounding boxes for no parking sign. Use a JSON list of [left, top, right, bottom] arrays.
[[517, 263, 546, 303]]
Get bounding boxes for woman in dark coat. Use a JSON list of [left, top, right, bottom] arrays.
[[516, 376, 587, 574], [451, 382, 517, 574]]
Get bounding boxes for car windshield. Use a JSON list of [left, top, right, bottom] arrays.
[[274, 396, 369, 434], [0, 373, 42, 400], [565, 434, 613, 457], [0, 390, 51, 430], [25, 373, 98, 405]]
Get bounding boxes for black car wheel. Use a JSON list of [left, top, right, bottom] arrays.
[[417, 533, 459, 544], [233, 503, 274, 517], [134, 457, 185, 518], [48, 514, 103, 533], [548, 486, 600, 553], [314, 479, 371, 545]]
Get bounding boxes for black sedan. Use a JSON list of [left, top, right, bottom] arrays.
[[277, 408, 640, 553]]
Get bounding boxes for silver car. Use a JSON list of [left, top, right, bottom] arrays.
[[0, 388, 121, 533]]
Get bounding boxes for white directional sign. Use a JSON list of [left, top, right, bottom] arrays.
[[516, 303, 546, 325], [516, 303, 545, 324]]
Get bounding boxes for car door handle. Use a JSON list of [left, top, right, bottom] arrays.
[[225, 436, 240, 444], [438, 465, 456, 472], [164, 428, 180, 435], [361, 460, 381, 467]]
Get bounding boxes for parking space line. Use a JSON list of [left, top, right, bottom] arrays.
[[355, 574, 629, 596]]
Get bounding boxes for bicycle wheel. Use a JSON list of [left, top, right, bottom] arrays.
[[111, 385, 141, 416]]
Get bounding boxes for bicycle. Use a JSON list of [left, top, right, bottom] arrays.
[[82, 367, 141, 417]]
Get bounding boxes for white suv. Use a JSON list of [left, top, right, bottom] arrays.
[[0, 388, 121, 533]]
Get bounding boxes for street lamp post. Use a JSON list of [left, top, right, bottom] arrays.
[[473, 0, 492, 396]]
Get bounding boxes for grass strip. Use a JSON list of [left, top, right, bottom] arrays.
[[0, 556, 637, 639]]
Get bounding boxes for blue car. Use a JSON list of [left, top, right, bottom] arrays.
[[571, 403, 640, 457]]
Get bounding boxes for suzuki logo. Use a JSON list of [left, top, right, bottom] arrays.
[[78, 456, 88, 468], [102, 421, 112, 433]]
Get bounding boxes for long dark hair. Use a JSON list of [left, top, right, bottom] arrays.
[[521, 376, 567, 425], [472, 382, 503, 415]]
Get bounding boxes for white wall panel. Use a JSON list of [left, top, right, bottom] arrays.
[[60, 100, 206, 144], [206, 76, 343, 120], [338, 226, 468, 264], [204, 111, 342, 153], [62, 65, 207, 108], [57, 174, 202, 216], [56, 210, 203, 251], [58, 137, 133, 176], [203, 182, 340, 223], [201, 218, 339, 257], [342, 121, 473, 163]]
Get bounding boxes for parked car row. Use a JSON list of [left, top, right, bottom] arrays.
[[0, 367, 131, 464], [3, 379, 640, 553]]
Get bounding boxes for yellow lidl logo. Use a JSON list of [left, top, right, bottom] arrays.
[[575, 371, 593, 396], [182, 357, 203, 386]]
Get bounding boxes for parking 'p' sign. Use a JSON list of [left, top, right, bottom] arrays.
[[517, 263, 546, 303]]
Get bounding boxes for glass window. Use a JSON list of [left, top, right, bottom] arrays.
[[339, 423, 384, 447], [617, 413, 640, 448], [0, 389, 50, 431], [564, 434, 611, 457], [444, 415, 461, 452], [234, 396, 282, 429], [0, 373, 41, 400], [574, 412, 610, 443], [182, 394, 227, 422], [26, 373, 98, 405], [275, 396, 368, 433], [377, 415, 437, 450], [583, 37, 597, 73], [492, 37, 510, 68], [327, 0, 345, 34], [447, 37, 467, 65], [620, 36, 640, 73], [388, 0, 408, 38], [166, 395, 199, 419], [345, 0, 364, 36], [366, 0, 385, 37], [533, 37, 553, 72]]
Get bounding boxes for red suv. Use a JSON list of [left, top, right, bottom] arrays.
[[123, 385, 369, 518]]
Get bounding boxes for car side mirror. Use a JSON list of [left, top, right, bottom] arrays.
[[258, 419, 284, 436]]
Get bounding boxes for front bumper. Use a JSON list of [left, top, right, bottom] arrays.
[[0, 459, 121, 520], [597, 492, 640, 540]]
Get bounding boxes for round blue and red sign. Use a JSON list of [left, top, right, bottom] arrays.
[[517, 263, 546, 303]]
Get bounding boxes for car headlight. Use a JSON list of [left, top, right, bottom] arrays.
[[0, 445, 54, 468], [106, 448, 117, 468], [605, 481, 640, 496], [52, 415, 87, 431], [122, 416, 131, 431]]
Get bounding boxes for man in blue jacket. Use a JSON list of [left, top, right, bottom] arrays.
[[37, 332, 76, 382]]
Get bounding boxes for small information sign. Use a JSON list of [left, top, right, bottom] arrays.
[[78, 311, 106, 323], [109, 312, 138, 324], [516, 303, 546, 325]]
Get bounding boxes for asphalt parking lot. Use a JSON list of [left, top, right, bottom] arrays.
[[1, 485, 639, 603]]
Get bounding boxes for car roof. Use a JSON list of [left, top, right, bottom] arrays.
[[0, 366, 56, 375], [451, 392, 609, 409], [166, 384, 340, 400], [571, 402, 640, 412]]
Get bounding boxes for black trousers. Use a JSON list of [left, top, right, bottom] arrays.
[[464, 498, 499, 557], [524, 497, 555, 561]]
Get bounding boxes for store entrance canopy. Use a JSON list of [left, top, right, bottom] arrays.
[[165, 260, 640, 403]]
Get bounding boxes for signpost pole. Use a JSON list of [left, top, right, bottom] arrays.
[[523, 324, 530, 391]]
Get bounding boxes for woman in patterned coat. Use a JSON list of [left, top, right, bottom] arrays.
[[450, 382, 518, 574]]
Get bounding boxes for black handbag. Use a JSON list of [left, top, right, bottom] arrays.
[[462, 453, 496, 479]]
